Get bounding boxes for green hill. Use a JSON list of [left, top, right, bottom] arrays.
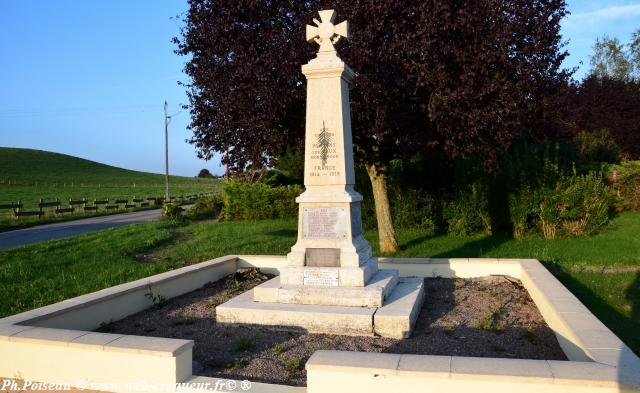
[[0, 147, 221, 226], [0, 147, 213, 186]]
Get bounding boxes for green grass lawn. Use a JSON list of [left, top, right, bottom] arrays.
[[0, 211, 638, 355], [0, 147, 221, 230]]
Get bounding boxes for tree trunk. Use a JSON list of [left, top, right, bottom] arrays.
[[366, 163, 399, 253]]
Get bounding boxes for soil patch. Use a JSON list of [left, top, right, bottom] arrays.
[[98, 269, 567, 386]]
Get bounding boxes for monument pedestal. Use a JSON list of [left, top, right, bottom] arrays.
[[216, 9, 424, 338], [255, 269, 398, 307], [217, 276, 424, 339]]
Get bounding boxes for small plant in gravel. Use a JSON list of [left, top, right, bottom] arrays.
[[224, 278, 243, 291], [454, 280, 465, 289], [145, 287, 169, 310], [523, 325, 538, 344], [475, 313, 496, 331], [272, 343, 285, 355], [229, 358, 247, 369], [476, 311, 505, 332], [233, 337, 254, 352], [283, 357, 304, 379], [443, 325, 456, 335]]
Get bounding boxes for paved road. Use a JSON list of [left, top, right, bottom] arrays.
[[0, 209, 164, 250]]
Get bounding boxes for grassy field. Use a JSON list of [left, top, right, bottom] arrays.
[[0, 212, 638, 355], [0, 147, 221, 229]]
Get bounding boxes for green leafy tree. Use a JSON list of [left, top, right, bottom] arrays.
[[631, 29, 640, 74], [197, 168, 214, 178], [590, 29, 640, 80]]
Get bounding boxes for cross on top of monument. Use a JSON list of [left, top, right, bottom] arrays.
[[306, 9, 349, 54]]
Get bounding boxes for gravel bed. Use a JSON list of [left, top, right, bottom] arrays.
[[97, 269, 567, 386]]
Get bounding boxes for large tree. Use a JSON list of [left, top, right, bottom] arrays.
[[589, 29, 640, 80], [568, 76, 640, 159], [175, 0, 570, 252]]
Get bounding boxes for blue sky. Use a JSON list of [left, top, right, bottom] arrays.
[[0, 1, 639, 177], [563, 0, 640, 76]]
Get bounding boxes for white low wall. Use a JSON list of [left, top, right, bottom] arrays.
[[3, 256, 238, 331], [1, 256, 639, 393], [0, 328, 193, 393], [306, 351, 639, 393], [0, 256, 238, 393]]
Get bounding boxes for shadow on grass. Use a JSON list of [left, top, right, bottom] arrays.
[[400, 233, 438, 250], [400, 231, 512, 258], [546, 263, 640, 356], [265, 229, 298, 238], [432, 233, 511, 258]]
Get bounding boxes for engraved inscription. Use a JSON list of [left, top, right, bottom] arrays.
[[303, 269, 339, 286], [303, 207, 347, 239], [305, 248, 340, 267], [309, 121, 341, 178]]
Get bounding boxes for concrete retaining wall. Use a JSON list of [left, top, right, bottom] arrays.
[[1, 256, 638, 392]]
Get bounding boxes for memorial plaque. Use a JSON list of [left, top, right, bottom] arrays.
[[305, 248, 340, 267], [303, 269, 339, 286], [302, 207, 347, 239]]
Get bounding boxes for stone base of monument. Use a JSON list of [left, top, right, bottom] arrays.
[[216, 275, 424, 339], [280, 256, 380, 287], [254, 269, 399, 307]]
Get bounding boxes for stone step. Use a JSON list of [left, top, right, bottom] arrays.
[[216, 289, 376, 336], [253, 270, 399, 307], [216, 277, 425, 338], [374, 277, 425, 339]]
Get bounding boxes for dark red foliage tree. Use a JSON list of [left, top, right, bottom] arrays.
[[569, 76, 640, 159], [174, 0, 571, 251]]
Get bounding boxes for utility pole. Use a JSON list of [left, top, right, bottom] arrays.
[[164, 100, 170, 202]]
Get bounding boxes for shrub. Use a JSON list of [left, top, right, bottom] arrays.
[[223, 179, 303, 220], [538, 187, 561, 239], [556, 171, 611, 237], [573, 129, 621, 165], [186, 194, 224, 220], [508, 186, 539, 239], [161, 202, 183, 220], [445, 182, 492, 236], [607, 160, 640, 211], [390, 188, 440, 233], [535, 171, 611, 239]]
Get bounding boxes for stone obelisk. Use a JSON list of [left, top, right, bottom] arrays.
[[281, 10, 378, 288], [218, 10, 423, 338]]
